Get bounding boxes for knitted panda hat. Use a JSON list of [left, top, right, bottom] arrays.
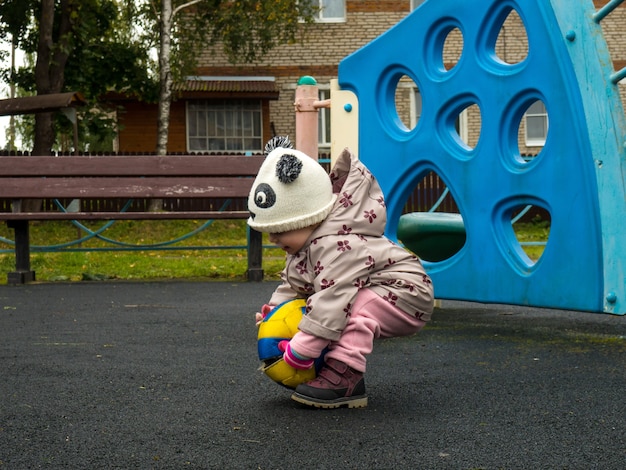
[[247, 136, 336, 233]]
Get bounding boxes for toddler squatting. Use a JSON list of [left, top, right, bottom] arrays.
[[248, 137, 434, 409]]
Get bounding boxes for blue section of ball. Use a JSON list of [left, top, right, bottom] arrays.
[[257, 299, 307, 362], [257, 337, 288, 362]]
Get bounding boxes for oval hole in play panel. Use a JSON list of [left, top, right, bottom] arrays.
[[442, 26, 464, 71], [437, 95, 482, 158], [394, 75, 421, 132], [494, 8, 529, 65], [397, 170, 466, 262]]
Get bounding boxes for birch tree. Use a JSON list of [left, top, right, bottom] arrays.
[[156, 0, 202, 157], [151, 0, 318, 157]]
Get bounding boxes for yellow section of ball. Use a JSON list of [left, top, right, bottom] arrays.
[[257, 298, 306, 342], [262, 358, 317, 389]]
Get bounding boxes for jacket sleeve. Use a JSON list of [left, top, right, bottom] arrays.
[[268, 268, 302, 306]]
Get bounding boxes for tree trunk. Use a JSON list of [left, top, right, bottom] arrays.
[[150, 0, 174, 211], [157, 0, 173, 158], [33, 0, 55, 156], [151, 0, 202, 211], [22, 0, 74, 212], [155, 0, 200, 158], [33, 0, 73, 156]]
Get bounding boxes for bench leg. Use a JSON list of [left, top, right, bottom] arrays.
[[6, 220, 36, 284], [247, 227, 264, 282]]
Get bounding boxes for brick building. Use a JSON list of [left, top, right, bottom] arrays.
[[113, 0, 625, 159]]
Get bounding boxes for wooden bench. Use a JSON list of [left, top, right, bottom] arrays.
[[0, 154, 265, 284]]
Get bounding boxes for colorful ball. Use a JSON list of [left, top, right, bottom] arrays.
[[257, 299, 322, 389]]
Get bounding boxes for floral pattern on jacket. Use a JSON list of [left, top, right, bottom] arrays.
[[269, 148, 434, 341]]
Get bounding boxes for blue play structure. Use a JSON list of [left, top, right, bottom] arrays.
[[338, 0, 626, 314]]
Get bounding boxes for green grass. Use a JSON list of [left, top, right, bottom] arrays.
[[0, 219, 286, 284], [512, 218, 550, 261], [0, 219, 550, 284]]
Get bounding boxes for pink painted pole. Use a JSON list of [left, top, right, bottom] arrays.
[[294, 76, 320, 160]]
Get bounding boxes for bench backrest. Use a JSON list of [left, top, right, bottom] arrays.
[[0, 155, 265, 200]]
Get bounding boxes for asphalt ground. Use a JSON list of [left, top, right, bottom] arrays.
[[0, 281, 624, 469]]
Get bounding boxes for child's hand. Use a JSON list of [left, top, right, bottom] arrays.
[[255, 304, 273, 327], [278, 340, 314, 370]]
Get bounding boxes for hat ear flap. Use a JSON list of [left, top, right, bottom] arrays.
[[276, 154, 303, 184]]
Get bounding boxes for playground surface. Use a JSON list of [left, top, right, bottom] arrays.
[[0, 280, 624, 469]]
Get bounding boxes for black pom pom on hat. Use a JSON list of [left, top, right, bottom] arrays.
[[275, 154, 303, 183]]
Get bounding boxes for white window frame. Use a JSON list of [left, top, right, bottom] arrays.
[[186, 100, 263, 153], [409, 86, 423, 130], [318, 88, 331, 148], [458, 109, 469, 145], [524, 100, 548, 147], [310, 0, 346, 23]]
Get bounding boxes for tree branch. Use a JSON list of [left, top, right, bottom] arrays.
[[172, 0, 203, 19]]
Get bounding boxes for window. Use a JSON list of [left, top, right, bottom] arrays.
[[187, 100, 262, 152], [318, 89, 331, 148], [525, 100, 548, 146], [411, 0, 426, 10], [310, 0, 346, 22]]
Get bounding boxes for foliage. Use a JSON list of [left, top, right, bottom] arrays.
[[0, 0, 318, 152], [136, 0, 318, 81], [0, 0, 158, 152], [194, 0, 318, 67]]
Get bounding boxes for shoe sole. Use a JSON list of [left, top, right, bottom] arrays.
[[291, 392, 368, 409]]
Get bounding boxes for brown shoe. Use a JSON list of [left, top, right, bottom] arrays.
[[291, 358, 368, 409]]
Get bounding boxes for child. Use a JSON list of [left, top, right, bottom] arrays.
[[248, 137, 434, 409]]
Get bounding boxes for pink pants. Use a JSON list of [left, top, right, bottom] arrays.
[[292, 288, 426, 373]]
